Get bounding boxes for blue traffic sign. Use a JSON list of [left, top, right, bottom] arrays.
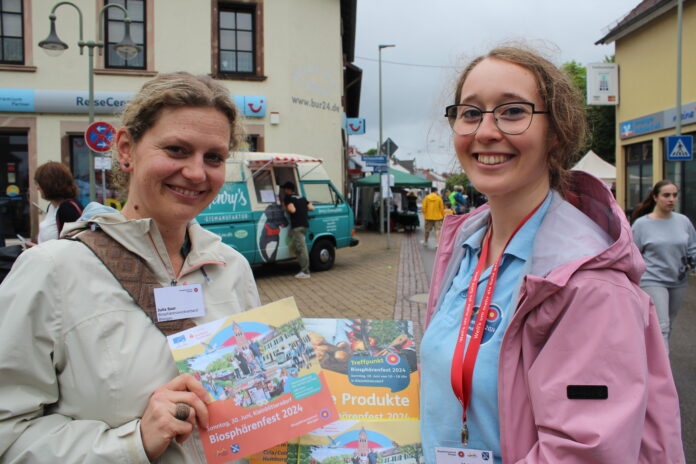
[[85, 121, 115, 152], [666, 135, 693, 161], [362, 155, 387, 164]]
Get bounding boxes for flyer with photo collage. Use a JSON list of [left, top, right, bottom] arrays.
[[250, 318, 423, 463], [167, 298, 338, 463]]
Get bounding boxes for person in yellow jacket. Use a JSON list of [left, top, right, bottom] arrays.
[[421, 187, 445, 246]]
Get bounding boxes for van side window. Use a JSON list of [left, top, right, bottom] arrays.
[[251, 168, 276, 203], [304, 183, 342, 205], [225, 160, 245, 182]]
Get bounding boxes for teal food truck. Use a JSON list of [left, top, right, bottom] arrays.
[[197, 152, 358, 271]]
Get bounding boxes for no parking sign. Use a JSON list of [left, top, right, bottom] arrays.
[[84, 121, 115, 152]]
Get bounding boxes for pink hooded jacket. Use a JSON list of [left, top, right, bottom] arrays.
[[424, 172, 684, 463]]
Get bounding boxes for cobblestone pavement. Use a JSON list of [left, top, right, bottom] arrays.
[[253, 229, 430, 341]]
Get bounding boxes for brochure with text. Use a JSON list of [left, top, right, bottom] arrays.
[[167, 298, 338, 463], [303, 318, 419, 421], [251, 420, 424, 464], [250, 318, 421, 463]]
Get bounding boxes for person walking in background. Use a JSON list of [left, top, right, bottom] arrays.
[[442, 188, 451, 207], [443, 201, 455, 216], [631, 179, 696, 353], [406, 190, 418, 212], [33, 161, 83, 243], [422, 186, 445, 247], [449, 185, 468, 214], [420, 45, 683, 463], [282, 181, 314, 279]]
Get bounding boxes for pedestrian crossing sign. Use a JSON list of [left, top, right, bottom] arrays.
[[667, 135, 693, 161]]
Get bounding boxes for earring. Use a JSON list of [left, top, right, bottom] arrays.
[[123, 162, 130, 168]]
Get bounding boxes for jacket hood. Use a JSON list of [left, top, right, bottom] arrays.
[[426, 171, 645, 324]]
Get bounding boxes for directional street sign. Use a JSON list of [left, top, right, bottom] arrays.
[[362, 155, 387, 165], [667, 135, 693, 161], [381, 138, 398, 157], [84, 121, 115, 153]]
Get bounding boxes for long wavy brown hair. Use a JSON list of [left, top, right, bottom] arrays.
[[453, 45, 587, 192]]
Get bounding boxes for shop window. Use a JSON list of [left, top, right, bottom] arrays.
[[0, 0, 24, 64], [213, 1, 265, 80], [69, 135, 124, 210], [239, 134, 259, 152], [664, 131, 696, 224], [0, 132, 29, 238], [625, 141, 652, 215], [104, 0, 146, 69]]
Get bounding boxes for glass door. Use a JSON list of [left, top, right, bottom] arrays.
[[0, 132, 29, 239]]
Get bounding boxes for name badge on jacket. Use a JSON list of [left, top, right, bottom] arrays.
[[154, 284, 206, 321]]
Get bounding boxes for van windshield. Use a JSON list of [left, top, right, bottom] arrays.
[[304, 183, 342, 205]]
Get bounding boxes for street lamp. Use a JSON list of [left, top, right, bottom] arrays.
[[39, 1, 140, 203], [378, 44, 395, 246]]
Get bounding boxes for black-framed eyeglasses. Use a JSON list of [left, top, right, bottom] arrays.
[[445, 101, 549, 135]]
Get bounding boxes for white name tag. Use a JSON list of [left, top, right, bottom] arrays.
[[154, 284, 206, 322], [435, 446, 493, 464]]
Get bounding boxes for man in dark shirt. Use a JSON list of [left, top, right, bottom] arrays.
[[281, 181, 314, 278]]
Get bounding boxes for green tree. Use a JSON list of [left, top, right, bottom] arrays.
[[175, 359, 193, 374], [322, 456, 348, 464], [364, 148, 378, 156], [398, 443, 423, 464], [445, 173, 469, 192], [206, 356, 229, 373], [561, 58, 616, 164], [286, 443, 317, 464]]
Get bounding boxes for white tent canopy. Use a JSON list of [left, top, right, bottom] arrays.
[[572, 150, 616, 185]]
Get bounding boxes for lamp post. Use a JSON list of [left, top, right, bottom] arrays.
[[378, 44, 395, 245], [675, 0, 684, 136], [39, 1, 140, 203]]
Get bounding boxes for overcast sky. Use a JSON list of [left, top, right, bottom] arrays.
[[350, 0, 640, 173]]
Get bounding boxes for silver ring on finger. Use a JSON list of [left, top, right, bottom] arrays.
[[174, 402, 190, 421]]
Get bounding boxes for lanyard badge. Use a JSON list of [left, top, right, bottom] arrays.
[[450, 201, 543, 445]]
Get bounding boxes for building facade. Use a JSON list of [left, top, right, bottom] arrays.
[[0, 0, 360, 240], [597, 0, 696, 221]]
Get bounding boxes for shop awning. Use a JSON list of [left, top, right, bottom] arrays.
[[238, 153, 323, 167], [356, 168, 432, 188]]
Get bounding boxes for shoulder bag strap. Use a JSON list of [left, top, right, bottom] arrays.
[[70, 228, 196, 336]]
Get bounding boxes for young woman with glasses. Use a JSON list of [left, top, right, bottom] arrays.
[[420, 46, 684, 463]]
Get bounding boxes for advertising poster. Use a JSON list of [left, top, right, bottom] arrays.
[[167, 298, 338, 462], [297, 419, 423, 463], [249, 319, 421, 463], [586, 62, 619, 106], [303, 318, 419, 421]]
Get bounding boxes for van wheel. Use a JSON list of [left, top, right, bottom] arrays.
[[310, 239, 335, 272]]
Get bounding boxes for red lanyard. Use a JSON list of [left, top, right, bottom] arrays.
[[450, 201, 543, 444]]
